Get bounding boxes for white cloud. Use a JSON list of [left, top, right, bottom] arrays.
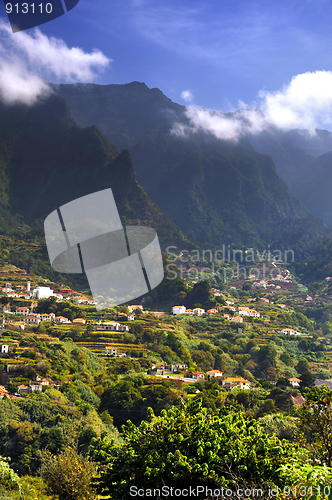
[[259, 70, 332, 129], [0, 19, 112, 105], [172, 70, 332, 141], [181, 90, 194, 103], [171, 106, 267, 142]]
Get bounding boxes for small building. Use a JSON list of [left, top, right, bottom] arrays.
[[129, 305, 144, 312], [230, 315, 243, 323], [278, 328, 302, 336], [206, 370, 223, 378], [170, 364, 188, 372], [35, 376, 50, 386], [288, 377, 301, 388], [207, 308, 218, 315], [105, 346, 117, 356], [248, 310, 260, 318], [11, 321, 28, 330], [16, 307, 30, 316], [32, 286, 54, 300], [24, 315, 41, 325], [54, 316, 71, 324], [72, 318, 86, 324], [237, 306, 250, 316], [30, 382, 43, 392], [94, 321, 129, 332], [187, 371, 205, 380], [0, 385, 9, 399], [193, 308, 205, 316], [17, 385, 31, 395], [222, 377, 251, 390], [172, 305, 186, 315], [1, 345, 9, 354]]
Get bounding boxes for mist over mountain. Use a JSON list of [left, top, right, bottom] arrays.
[[53, 82, 319, 250]]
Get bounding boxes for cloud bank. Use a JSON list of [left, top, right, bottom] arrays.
[[173, 71, 332, 141], [0, 20, 111, 105]]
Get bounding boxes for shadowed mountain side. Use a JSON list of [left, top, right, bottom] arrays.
[[0, 94, 190, 251], [291, 151, 332, 224]]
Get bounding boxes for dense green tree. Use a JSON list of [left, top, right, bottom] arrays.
[[40, 448, 96, 500], [298, 386, 332, 466], [300, 371, 315, 391], [91, 399, 302, 499]]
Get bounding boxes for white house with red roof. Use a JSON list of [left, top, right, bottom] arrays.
[[16, 307, 30, 316]]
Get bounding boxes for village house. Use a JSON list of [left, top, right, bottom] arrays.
[[187, 371, 205, 380], [172, 305, 186, 315], [206, 370, 223, 378], [237, 306, 250, 316], [170, 364, 188, 372], [105, 346, 117, 356], [288, 377, 301, 388], [40, 313, 55, 321], [10, 321, 28, 330], [72, 296, 90, 304], [24, 315, 41, 325], [0, 385, 9, 399], [16, 307, 30, 316], [129, 305, 144, 312], [54, 316, 71, 324], [248, 310, 260, 318], [17, 385, 31, 395], [35, 376, 50, 386], [193, 308, 205, 316], [30, 382, 43, 392], [230, 315, 243, 323], [1, 345, 9, 354], [32, 286, 54, 300], [278, 328, 302, 336], [222, 377, 251, 390], [260, 298, 270, 303], [94, 322, 129, 332], [207, 308, 219, 315], [72, 318, 86, 325], [221, 305, 236, 312]]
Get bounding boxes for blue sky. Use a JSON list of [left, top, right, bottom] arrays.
[[1, 0, 332, 130]]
